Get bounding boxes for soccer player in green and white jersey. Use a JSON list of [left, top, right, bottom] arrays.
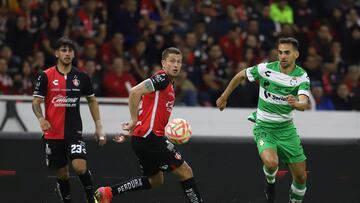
[[216, 37, 309, 203]]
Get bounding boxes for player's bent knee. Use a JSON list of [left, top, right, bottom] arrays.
[[263, 159, 278, 170], [55, 168, 70, 180], [71, 159, 87, 175], [295, 173, 307, 184], [173, 162, 194, 180], [73, 165, 87, 175], [148, 173, 164, 188]]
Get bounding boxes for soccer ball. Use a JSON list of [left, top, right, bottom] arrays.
[[164, 118, 192, 144]]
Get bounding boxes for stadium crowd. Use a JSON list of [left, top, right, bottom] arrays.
[[0, 0, 359, 110]]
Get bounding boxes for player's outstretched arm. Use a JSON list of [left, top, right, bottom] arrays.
[[216, 69, 247, 111], [286, 94, 310, 111], [86, 96, 106, 146], [127, 79, 155, 131]]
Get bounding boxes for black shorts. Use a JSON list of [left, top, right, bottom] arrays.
[[43, 137, 87, 170], [131, 132, 184, 176]]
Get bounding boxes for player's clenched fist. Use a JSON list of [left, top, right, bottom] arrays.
[[216, 96, 227, 111]]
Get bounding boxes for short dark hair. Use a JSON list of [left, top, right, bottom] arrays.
[[162, 47, 182, 60], [278, 37, 299, 50], [54, 36, 76, 50]]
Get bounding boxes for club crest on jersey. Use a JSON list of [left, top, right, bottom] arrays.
[[175, 152, 182, 160], [72, 78, 80, 87], [290, 77, 297, 86]]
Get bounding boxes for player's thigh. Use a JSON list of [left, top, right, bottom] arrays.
[[43, 138, 68, 170], [260, 148, 279, 169], [131, 136, 161, 176], [154, 137, 184, 172], [67, 138, 87, 161], [253, 126, 277, 154], [131, 136, 184, 176], [277, 128, 306, 164]]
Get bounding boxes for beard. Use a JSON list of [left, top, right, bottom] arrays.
[[59, 58, 73, 66], [280, 60, 292, 69]]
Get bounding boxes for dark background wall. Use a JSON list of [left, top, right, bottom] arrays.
[[1, 134, 360, 203]]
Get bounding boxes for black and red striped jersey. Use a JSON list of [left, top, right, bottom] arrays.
[[33, 66, 94, 139], [132, 70, 175, 137]]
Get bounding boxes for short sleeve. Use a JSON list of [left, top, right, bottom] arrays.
[[298, 74, 310, 97], [245, 65, 260, 82], [33, 72, 48, 98], [150, 73, 170, 91], [82, 73, 95, 97]]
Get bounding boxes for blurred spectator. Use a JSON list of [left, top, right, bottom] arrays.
[[327, 41, 347, 78], [144, 21, 166, 65], [258, 5, 278, 51], [311, 81, 335, 110], [193, 20, 212, 51], [181, 46, 203, 89], [345, 8, 360, 29], [12, 60, 34, 95], [332, 83, 356, 110], [126, 39, 151, 82], [242, 18, 266, 53], [100, 32, 125, 66], [31, 50, 45, 75], [344, 25, 360, 65], [195, 1, 222, 41], [264, 48, 278, 62], [0, 58, 13, 94], [199, 44, 229, 106], [169, 0, 196, 34], [112, 0, 141, 47], [102, 57, 137, 97], [0, 5, 9, 45], [329, 7, 345, 40], [0, 45, 22, 77], [322, 62, 341, 95], [303, 51, 322, 83], [311, 24, 333, 61], [184, 31, 204, 66], [227, 61, 258, 107], [41, 15, 67, 66], [5, 16, 33, 58], [270, 0, 294, 24], [77, 40, 100, 71], [219, 25, 243, 62], [278, 23, 295, 37], [14, 0, 44, 35], [73, 0, 106, 45], [242, 34, 263, 63], [221, 4, 245, 36], [84, 59, 102, 96], [175, 70, 198, 106], [293, 0, 317, 33], [44, 0, 68, 33], [343, 65, 360, 95]]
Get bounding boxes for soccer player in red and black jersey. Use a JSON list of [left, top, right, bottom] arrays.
[[95, 47, 203, 203], [32, 37, 106, 203]]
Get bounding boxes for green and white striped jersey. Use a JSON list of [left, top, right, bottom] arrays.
[[245, 61, 310, 128]]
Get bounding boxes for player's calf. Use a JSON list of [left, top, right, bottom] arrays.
[[264, 181, 276, 203], [181, 177, 203, 203], [56, 178, 71, 203], [289, 181, 306, 203], [95, 176, 152, 202]]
